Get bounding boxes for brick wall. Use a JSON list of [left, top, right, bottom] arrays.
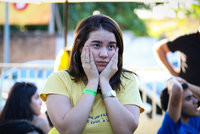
[[0, 32, 56, 63]]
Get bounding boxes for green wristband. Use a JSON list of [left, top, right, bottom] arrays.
[[83, 88, 97, 96]]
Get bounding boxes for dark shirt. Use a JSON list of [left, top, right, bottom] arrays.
[[167, 32, 200, 86]]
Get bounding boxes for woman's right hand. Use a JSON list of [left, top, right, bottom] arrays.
[[81, 46, 99, 83]]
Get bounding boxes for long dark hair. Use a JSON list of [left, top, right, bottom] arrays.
[[68, 14, 129, 91], [0, 82, 37, 124]]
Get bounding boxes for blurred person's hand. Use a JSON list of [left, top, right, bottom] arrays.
[[176, 77, 187, 84], [167, 77, 182, 94]]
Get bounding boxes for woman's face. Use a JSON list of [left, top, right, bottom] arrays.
[[30, 90, 42, 116], [84, 29, 117, 72]]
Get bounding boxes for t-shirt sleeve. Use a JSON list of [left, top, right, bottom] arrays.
[[40, 71, 71, 102], [117, 72, 144, 113], [167, 35, 187, 52]]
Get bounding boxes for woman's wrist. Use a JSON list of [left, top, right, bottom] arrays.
[[86, 79, 98, 91], [87, 79, 98, 85], [99, 80, 109, 88], [83, 88, 97, 96], [99, 80, 112, 94], [99, 76, 109, 84]]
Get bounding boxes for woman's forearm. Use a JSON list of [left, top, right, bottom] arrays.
[[104, 97, 139, 134], [100, 81, 139, 134], [47, 81, 98, 134], [61, 94, 96, 134]]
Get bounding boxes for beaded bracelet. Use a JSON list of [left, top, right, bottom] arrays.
[[83, 88, 97, 96]]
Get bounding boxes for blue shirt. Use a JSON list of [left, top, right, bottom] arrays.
[[158, 111, 200, 134]]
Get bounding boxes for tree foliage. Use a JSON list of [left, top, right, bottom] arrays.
[[187, 0, 200, 19], [64, 2, 151, 36], [175, 0, 200, 19], [0, 2, 150, 36]]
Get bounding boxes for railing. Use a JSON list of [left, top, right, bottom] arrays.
[[132, 68, 168, 133], [132, 68, 170, 118], [0, 63, 54, 99], [0, 63, 167, 120]]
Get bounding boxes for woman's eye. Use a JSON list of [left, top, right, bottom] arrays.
[[108, 45, 115, 50], [93, 44, 100, 48]]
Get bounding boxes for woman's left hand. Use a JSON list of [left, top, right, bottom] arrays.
[[100, 48, 118, 82]]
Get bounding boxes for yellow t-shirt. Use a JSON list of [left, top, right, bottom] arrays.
[[40, 71, 144, 134]]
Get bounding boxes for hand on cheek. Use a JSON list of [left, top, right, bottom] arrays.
[[81, 46, 99, 81], [100, 48, 119, 81], [81, 46, 89, 64]]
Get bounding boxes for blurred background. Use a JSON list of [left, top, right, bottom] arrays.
[[0, 0, 200, 133]]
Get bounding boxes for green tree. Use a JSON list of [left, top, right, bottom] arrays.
[[2, 2, 151, 36], [65, 3, 150, 36], [187, 0, 200, 18], [173, 0, 200, 19]]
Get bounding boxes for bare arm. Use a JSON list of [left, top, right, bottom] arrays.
[[99, 49, 140, 134], [176, 77, 200, 101], [187, 83, 200, 101], [167, 78, 183, 122], [46, 83, 97, 134], [46, 46, 99, 134], [155, 40, 179, 76], [101, 82, 140, 134]]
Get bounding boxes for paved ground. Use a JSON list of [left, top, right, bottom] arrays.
[[135, 113, 163, 134]]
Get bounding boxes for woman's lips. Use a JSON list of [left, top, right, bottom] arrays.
[[96, 61, 108, 66]]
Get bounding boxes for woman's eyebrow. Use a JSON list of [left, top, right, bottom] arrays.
[[91, 40, 102, 44], [109, 41, 117, 44], [91, 40, 116, 44]]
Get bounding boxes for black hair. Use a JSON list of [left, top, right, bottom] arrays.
[[0, 82, 37, 124], [45, 111, 54, 128], [160, 83, 188, 111]]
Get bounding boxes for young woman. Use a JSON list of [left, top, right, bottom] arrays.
[[40, 14, 144, 134], [0, 82, 50, 134]]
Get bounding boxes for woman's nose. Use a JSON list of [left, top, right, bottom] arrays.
[[99, 48, 108, 58]]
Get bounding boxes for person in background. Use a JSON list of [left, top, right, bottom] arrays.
[[158, 77, 200, 134], [0, 120, 44, 134], [154, 26, 200, 87], [0, 82, 50, 134], [40, 14, 144, 134], [54, 47, 71, 71]]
